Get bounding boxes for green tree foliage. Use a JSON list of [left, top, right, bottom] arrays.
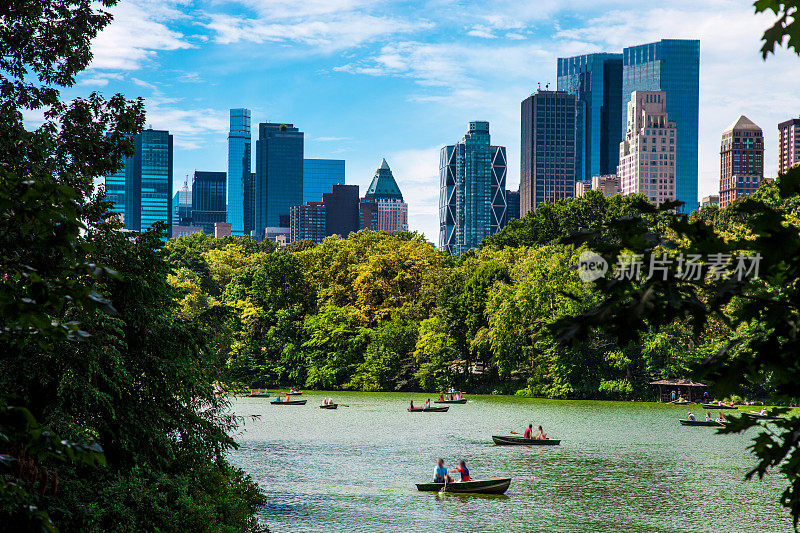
[[755, 0, 800, 58], [1, 1, 264, 530]]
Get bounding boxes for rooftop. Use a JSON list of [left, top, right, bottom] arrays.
[[723, 115, 761, 133], [365, 159, 403, 201]]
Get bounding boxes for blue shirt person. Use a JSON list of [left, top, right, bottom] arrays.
[[434, 458, 451, 483]]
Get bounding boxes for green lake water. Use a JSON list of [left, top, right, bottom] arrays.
[[228, 392, 792, 532]]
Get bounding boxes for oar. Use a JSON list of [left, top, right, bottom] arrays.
[[440, 473, 448, 494], [510, 431, 521, 435], [339, 404, 350, 407]]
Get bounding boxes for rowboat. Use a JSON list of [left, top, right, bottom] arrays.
[[742, 412, 781, 420], [492, 435, 561, 446], [434, 399, 467, 404], [679, 419, 722, 426], [700, 403, 737, 410], [248, 393, 271, 398], [408, 406, 449, 412], [416, 478, 511, 494], [670, 399, 693, 405], [287, 391, 303, 396], [319, 404, 338, 409], [271, 400, 307, 405]]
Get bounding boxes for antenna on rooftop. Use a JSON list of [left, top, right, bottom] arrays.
[[545, 82, 550, 90]]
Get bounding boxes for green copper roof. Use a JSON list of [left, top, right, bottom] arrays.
[[365, 158, 403, 200]]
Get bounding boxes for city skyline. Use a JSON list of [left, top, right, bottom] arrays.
[[40, 0, 800, 242]]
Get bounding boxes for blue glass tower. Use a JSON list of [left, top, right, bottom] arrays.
[[255, 123, 304, 239], [557, 53, 623, 182], [439, 121, 507, 255], [622, 39, 699, 212], [227, 108, 251, 236], [104, 128, 173, 233], [303, 159, 345, 204]]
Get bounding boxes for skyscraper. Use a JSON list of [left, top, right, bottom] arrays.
[[192, 171, 227, 234], [557, 53, 623, 182], [359, 159, 408, 234], [617, 91, 677, 205], [440, 121, 507, 254], [520, 90, 577, 215], [255, 122, 304, 240], [172, 180, 192, 226], [778, 117, 800, 174], [505, 190, 520, 223], [323, 184, 360, 238], [303, 159, 345, 204], [719, 116, 763, 208], [622, 39, 699, 212], [227, 109, 251, 236], [104, 128, 173, 233]]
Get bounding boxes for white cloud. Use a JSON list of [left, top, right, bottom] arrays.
[[313, 136, 351, 142], [90, 0, 193, 71], [202, 0, 432, 51], [467, 25, 497, 39], [143, 97, 228, 150]]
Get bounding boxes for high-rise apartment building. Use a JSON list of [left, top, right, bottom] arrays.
[[520, 90, 577, 215], [778, 117, 800, 174], [303, 159, 345, 204], [439, 121, 507, 254], [255, 123, 304, 240], [557, 53, 623, 182], [192, 171, 227, 234], [718, 116, 763, 208], [227, 109, 251, 236], [622, 39, 699, 211], [618, 91, 677, 205], [290, 202, 326, 243], [360, 159, 408, 234], [104, 128, 173, 233]]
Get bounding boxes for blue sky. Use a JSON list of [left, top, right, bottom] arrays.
[[43, 0, 800, 242]]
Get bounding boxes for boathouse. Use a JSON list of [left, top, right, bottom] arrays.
[[649, 379, 708, 402]]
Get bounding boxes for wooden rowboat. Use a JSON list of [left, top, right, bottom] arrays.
[[248, 393, 271, 398], [286, 391, 303, 396], [700, 403, 737, 410], [416, 478, 511, 494], [408, 406, 449, 412], [271, 400, 307, 405], [434, 399, 467, 404], [318, 404, 338, 409], [679, 419, 722, 426], [491, 435, 561, 446]]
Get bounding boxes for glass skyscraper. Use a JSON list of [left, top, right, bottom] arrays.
[[520, 90, 577, 215], [622, 39, 700, 212], [192, 171, 227, 234], [104, 128, 173, 233], [227, 108, 251, 236], [557, 53, 623, 182], [255, 122, 304, 240], [303, 159, 345, 204], [439, 121, 507, 255]]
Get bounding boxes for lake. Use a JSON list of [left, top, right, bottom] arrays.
[[228, 392, 792, 532]]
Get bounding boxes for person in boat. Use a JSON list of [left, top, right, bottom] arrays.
[[424, 398, 431, 409], [410, 399, 414, 409], [285, 394, 291, 402], [434, 459, 452, 484], [687, 412, 696, 421], [449, 460, 470, 482], [275, 395, 281, 403], [533, 425, 547, 440], [438, 394, 444, 401], [523, 424, 533, 439], [715, 412, 728, 423], [705, 412, 712, 422], [759, 406, 768, 416]]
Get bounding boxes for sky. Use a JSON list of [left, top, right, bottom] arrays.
[[49, 0, 800, 242]]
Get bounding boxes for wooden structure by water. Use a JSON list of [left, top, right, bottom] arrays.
[[650, 379, 707, 403]]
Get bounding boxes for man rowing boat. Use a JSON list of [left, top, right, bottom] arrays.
[[523, 424, 533, 439], [434, 459, 452, 483]]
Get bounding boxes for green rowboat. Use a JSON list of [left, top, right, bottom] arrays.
[[434, 399, 467, 404], [416, 478, 511, 494], [492, 435, 561, 446], [408, 406, 449, 412], [318, 404, 338, 409], [679, 419, 722, 426], [270, 400, 307, 405]]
